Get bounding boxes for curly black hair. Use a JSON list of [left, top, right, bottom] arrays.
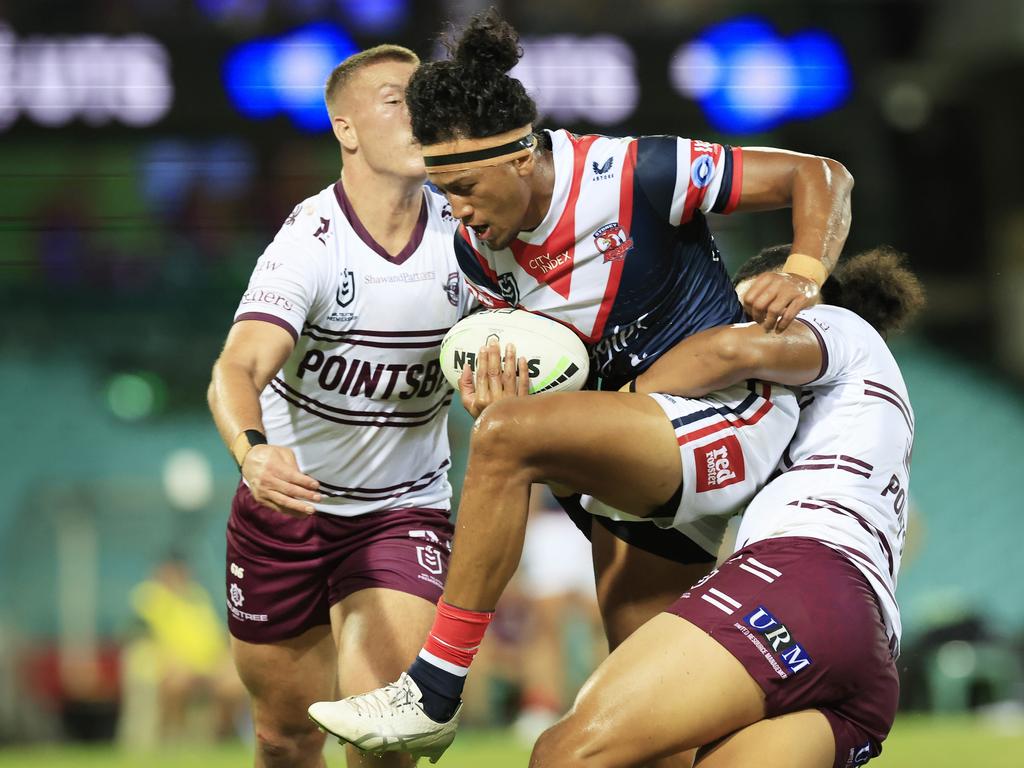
[[406, 9, 538, 145], [733, 244, 926, 336]]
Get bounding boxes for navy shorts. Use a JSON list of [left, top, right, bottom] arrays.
[[557, 490, 717, 565], [226, 482, 453, 644], [669, 537, 899, 768]]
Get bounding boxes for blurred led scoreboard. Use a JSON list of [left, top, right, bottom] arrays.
[[0, 15, 851, 137]]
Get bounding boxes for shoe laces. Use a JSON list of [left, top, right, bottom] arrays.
[[348, 676, 420, 719]]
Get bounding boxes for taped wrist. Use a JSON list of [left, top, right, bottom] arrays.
[[782, 253, 829, 287], [231, 429, 267, 470]]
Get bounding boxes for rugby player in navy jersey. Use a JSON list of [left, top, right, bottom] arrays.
[[308, 12, 853, 762]]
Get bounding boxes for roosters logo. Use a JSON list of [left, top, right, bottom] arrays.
[[593, 222, 633, 263]]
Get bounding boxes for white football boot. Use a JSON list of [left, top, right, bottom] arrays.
[[308, 672, 462, 763]]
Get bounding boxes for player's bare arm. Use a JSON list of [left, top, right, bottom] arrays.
[[208, 319, 321, 516], [734, 148, 853, 331], [631, 320, 824, 396]]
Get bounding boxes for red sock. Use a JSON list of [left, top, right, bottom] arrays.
[[419, 599, 494, 673]]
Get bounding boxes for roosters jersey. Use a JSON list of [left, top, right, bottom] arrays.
[[735, 305, 915, 654], [455, 129, 745, 389], [233, 181, 472, 517]]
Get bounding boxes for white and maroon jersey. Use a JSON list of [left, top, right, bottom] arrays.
[[735, 305, 915, 654], [455, 129, 745, 389], [234, 181, 472, 517]]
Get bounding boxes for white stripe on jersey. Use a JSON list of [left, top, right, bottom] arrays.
[[234, 183, 472, 517]]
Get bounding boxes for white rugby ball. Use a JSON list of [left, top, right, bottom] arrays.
[[439, 309, 590, 394]]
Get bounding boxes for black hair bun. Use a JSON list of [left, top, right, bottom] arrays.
[[452, 9, 523, 74]]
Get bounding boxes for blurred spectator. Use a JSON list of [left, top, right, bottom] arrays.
[[121, 554, 246, 745]]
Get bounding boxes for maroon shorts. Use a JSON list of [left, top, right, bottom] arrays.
[[668, 537, 898, 768], [225, 482, 454, 644]]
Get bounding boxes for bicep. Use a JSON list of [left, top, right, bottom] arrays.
[[216, 320, 296, 390], [731, 147, 813, 212], [635, 321, 823, 396], [741, 320, 824, 386]]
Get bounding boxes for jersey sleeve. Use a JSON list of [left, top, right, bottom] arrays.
[[452, 228, 511, 309], [635, 136, 743, 227], [233, 201, 332, 341], [794, 305, 868, 386]]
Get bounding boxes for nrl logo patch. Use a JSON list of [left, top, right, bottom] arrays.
[[497, 272, 520, 306], [336, 269, 355, 307]]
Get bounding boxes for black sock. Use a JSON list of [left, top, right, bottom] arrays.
[[407, 657, 464, 723]]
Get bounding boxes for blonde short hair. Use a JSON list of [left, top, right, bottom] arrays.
[[324, 44, 420, 116]]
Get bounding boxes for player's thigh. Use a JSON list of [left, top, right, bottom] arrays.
[[591, 523, 714, 649], [231, 624, 336, 731], [696, 710, 834, 768], [531, 613, 765, 767], [330, 587, 437, 695], [476, 392, 681, 515]]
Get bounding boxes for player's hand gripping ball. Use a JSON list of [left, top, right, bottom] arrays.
[[439, 309, 589, 394]]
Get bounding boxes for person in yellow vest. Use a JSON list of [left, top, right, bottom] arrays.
[[130, 554, 246, 741]]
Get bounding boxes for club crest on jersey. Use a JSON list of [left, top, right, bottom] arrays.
[[593, 223, 634, 263], [498, 272, 520, 306], [335, 269, 356, 307], [694, 435, 745, 492], [592, 156, 614, 179], [445, 272, 460, 307]]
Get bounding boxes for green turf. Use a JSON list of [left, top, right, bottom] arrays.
[[0, 716, 1021, 767]]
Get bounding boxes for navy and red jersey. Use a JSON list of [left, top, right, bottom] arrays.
[[455, 129, 745, 389]]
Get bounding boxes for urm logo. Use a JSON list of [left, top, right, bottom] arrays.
[[744, 606, 813, 674]]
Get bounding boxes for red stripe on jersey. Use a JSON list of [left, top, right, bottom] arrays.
[[590, 138, 636, 341], [676, 388, 774, 447], [724, 146, 743, 213], [681, 140, 724, 224], [460, 224, 501, 284], [509, 134, 599, 300]]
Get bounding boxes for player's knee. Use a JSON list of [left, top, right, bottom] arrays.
[[471, 398, 539, 464], [531, 718, 618, 768], [254, 720, 326, 767]]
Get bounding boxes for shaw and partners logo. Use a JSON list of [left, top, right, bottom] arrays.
[[744, 605, 813, 674], [693, 435, 745, 492]]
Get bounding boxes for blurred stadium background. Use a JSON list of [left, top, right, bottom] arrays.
[[1, 0, 1023, 765]]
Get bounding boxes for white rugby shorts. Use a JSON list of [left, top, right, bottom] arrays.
[[579, 382, 799, 556]]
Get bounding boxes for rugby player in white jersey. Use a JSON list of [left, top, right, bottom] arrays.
[[207, 45, 479, 768], [308, 12, 856, 764], [528, 246, 925, 768]]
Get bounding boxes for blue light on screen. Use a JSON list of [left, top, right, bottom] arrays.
[[338, 0, 410, 34], [670, 17, 851, 134], [223, 23, 358, 132]]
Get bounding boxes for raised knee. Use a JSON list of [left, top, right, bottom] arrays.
[[471, 398, 536, 459]]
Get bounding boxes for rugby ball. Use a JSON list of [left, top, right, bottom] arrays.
[[439, 309, 590, 394]]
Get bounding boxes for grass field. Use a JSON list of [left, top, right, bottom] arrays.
[[1, 716, 1021, 767]]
